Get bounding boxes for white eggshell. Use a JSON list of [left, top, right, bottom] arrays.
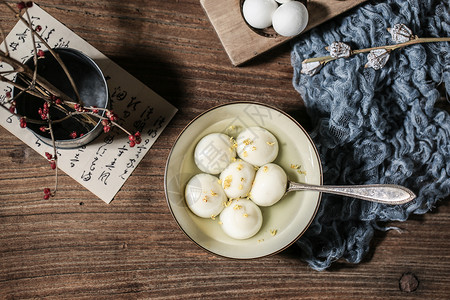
[[219, 160, 256, 199], [236, 126, 279, 166], [272, 1, 309, 37], [185, 173, 227, 218], [220, 199, 263, 239], [242, 0, 278, 29], [194, 133, 236, 174], [250, 163, 287, 206]]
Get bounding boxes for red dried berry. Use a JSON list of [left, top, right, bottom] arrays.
[[129, 140, 136, 148], [91, 106, 99, 114], [50, 161, 56, 169], [70, 131, 78, 139], [9, 105, 16, 114], [35, 25, 42, 32], [128, 134, 135, 142], [55, 98, 62, 105], [5, 91, 11, 98], [134, 132, 142, 144], [19, 117, 26, 128], [45, 152, 52, 160], [37, 49, 45, 57], [17, 2, 26, 10], [103, 125, 111, 133], [43, 188, 51, 196], [101, 119, 110, 126], [39, 126, 47, 132], [26, 1, 33, 7], [106, 110, 118, 122], [43, 193, 50, 200]]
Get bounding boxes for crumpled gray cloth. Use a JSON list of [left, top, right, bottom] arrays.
[[291, 0, 449, 270]]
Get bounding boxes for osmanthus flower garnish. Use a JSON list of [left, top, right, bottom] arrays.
[[301, 24, 450, 75], [0, 1, 141, 199]]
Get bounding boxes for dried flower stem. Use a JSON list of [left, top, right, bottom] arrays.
[[24, 9, 39, 87], [0, 73, 44, 99], [0, 70, 16, 75], [47, 119, 58, 196], [0, 1, 143, 199], [0, 49, 73, 103], [71, 111, 133, 136], [1, 0, 83, 105], [302, 37, 450, 64]]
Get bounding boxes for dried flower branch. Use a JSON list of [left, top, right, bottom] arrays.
[[0, 1, 141, 199], [301, 24, 450, 75]]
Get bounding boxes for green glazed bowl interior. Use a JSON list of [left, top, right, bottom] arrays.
[[165, 102, 322, 259]]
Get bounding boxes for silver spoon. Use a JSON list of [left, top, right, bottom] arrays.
[[287, 181, 416, 205]]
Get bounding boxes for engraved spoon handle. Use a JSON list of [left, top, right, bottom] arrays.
[[287, 181, 416, 205]]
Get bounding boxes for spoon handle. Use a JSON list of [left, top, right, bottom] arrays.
[[287, 182, 416, 205]]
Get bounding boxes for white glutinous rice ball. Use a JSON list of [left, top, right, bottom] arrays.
[[220, 199, 263, 239], [236, 126, 279, 166], [194, 133, 236, 174], [219, 160, 256, 199], [250, 163, 287, 206], [272, 1, 308, 37], [185, 173, 227, 218], [242, 0, 278, 29]]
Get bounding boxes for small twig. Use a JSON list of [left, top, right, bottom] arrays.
[[47, 119, 58, 196], [0, 70, 17, 75], [0, 74, 45, 99], [24, 8, 39, 87]]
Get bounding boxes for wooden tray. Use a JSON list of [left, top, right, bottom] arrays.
[[200, 0, 367, 66]]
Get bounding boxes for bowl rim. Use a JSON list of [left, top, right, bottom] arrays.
[[164, 101, 323, 259]]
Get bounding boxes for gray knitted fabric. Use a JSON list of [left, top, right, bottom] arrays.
[[291, 0, 449, 270]]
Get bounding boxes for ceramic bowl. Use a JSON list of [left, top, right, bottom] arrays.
[[164, 102, 322, 259], [14, 48, 108, 149]]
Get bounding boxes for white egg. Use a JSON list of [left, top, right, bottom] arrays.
[[250, 163, 287, 206], [220, 199, 263, 239], [236, 126, 279, 166], [219, 160, 256, 199], [185, 173, 227, 218], [272, 1, 308, 37], [275, 0, 292, 3], [242, 0, 278, 29], [194, 133, 236, 174]]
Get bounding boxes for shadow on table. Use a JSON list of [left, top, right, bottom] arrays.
[[107, 48, 184, 110]]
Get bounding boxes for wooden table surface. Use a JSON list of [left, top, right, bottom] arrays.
[[0, 1, 449, 299]]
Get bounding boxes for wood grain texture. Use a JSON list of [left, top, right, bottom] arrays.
[[0, 0, 449, 299], [200, 0, 367, 65]]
